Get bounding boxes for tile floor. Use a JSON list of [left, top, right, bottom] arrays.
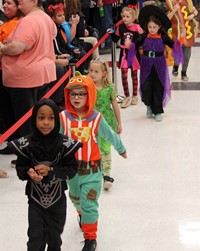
[[1, 41, 200, 251]]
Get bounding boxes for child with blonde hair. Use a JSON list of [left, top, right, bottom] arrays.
[[88, 58, 122, 190], [108, 4, 142, 108]]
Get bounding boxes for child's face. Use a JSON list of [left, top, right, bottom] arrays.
[[36, 105, 55, 135], [88, 62, 106, 84], [122, 10, 135, 26], [148, 21, 161, 35], [69, 87, 88, 111], [53, 11, 65, 25]]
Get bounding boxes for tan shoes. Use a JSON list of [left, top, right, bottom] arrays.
[[121, 97, 131, 108], [121, 96, 138, 108], [131, 96, 138, 105]]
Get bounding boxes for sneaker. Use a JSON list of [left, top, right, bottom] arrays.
[[181, 72, 189, 81], [116, 95, 124, 103], [103, 176, 114, 190], [155, 114, 162, 122], [131, 96, 138, 105], [77, 214, 82, 230], [82, 239, 97, 251], [146, 106, 153, 118], [172, 66, 178, 77], [121, 97, 131, 108], [11, 159, 17, 168]]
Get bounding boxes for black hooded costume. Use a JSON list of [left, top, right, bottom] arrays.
[[8, 98, 82, 251]]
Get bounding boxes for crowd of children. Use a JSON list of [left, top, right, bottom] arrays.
[[0, 0, 199, 251]]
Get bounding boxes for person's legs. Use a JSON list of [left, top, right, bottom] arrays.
[[76, 49, 89, 74], [141, 72, 154, 118], [49, 64, 68, 107], [80, 174, 102, 240], [93, 5, 113, 49], [181, 46, 191, 80], [0, 71, 20, 140], [5, 86, 40, 137], [141, 75, 153, 107], [182, 46, 191, 72], [131, 69, 138, 105], [46, 196, 66, 251], [68, 174, 82, 212], [121, 68, 131, 108], [151, 67, 164, 116], [99, 136, 112, 176], [121, 68, 130, 97], [102, 4, 113, 48], [27, 203, 46, 251], [68, 171, 101, 237]]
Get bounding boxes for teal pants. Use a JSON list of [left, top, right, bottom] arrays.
[[68, 170, 102, 239]]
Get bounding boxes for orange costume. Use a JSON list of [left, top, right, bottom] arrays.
[[60, 76, 126, 242]]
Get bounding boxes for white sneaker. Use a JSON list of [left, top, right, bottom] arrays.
[[121, 97, 131, 108], [103, 176, 114, 190]]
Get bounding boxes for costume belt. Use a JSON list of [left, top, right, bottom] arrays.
[[77, 160, 101, 175], [143, 51, 163, 58]]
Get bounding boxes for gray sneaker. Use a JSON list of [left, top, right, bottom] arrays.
[[172, 67, 178, 77], [181, 74, 189, 81]]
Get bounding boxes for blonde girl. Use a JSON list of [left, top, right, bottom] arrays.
[[88, 58, 122, 190], [109, 5, 143, 108]]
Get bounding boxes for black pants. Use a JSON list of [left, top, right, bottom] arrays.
[[27, 195, 66, 251], [141, 66, 164, 115], [3, 86, 41, 138], [0, 72, 15, 136], [49, 64, 68, 106]]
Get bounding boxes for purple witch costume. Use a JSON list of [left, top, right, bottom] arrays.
[[131, 33, 183, 108]]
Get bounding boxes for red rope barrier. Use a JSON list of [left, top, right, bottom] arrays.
[[0, 19, 123, 144], [0, 69, 72, 144]]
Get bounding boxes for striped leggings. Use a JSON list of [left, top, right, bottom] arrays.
[[121, 68, 138, 97]]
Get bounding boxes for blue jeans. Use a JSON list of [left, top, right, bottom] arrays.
[[93, 5, 113, 47]]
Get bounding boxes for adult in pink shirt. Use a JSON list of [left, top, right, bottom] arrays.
[[0, 0, 57, 137]]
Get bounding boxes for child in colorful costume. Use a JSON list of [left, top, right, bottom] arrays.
[[134, 5, 183, 121], [166, 0, 198, 81], [88, 58, 122, 190], [59, 75, 127, 251], [109, 3, 142, 108]]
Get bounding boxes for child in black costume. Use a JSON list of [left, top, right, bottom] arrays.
[[8, 98, 82, 251]]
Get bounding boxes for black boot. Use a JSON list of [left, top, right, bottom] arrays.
[[181, 71, 189, 81], [82, 239, 97, 251], [172, 65, 179, 77]]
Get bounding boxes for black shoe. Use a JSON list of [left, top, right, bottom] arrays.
[[82, 239, 97, 251], [11, 159, 17, 168], [172, 66, 178, 77], [0, 146, 13, 154], [103, 176, 114, 190], [181, 71, 189, 81]]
